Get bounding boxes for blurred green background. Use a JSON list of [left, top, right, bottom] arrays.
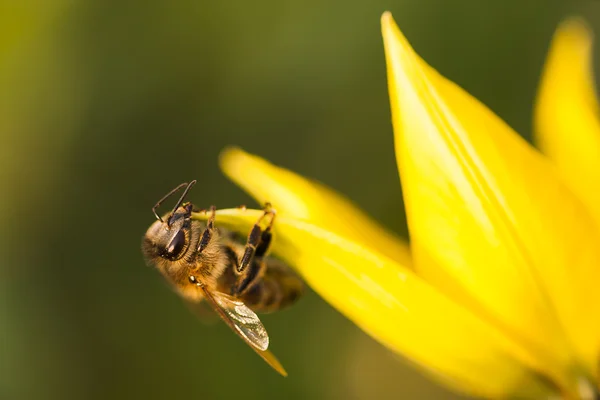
[[2, 1, 599, 399]]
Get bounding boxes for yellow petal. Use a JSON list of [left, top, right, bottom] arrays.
[[194, 209, 560, 398], [382, 11, 600, 388], [534, 19, 600, 225], [219, 147, 411, 266]]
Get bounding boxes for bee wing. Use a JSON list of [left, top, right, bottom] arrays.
[[199, 285, 288, 376], [210, 290, 269, 351]]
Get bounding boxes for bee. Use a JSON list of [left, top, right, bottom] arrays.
[[141, 180, 304, 375]]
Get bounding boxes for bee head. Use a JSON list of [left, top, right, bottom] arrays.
[[142, 181, 196, 263]]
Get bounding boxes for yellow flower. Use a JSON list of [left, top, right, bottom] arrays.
[[194, 13, 600, 399]]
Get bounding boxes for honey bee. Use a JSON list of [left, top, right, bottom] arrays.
[[141, 180, 304, 375]]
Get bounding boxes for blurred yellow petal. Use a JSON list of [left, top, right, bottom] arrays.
[[382, 10, 600, 388], [534, 19, 600, 224], [194, 208, 559, 399], [219, 147, 411, 266]]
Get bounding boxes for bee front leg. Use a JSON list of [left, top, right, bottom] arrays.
[[197, 206, 216, 253]]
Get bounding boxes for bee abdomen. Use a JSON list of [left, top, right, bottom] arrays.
[[242, 259, 304, 313]]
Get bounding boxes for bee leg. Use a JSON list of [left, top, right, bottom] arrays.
[[231, 204, 275, 296], [254, 225, 273, 258], [231, 259, 266, 297], [197, 206, 216, 253], [237, 203, 276, 273]]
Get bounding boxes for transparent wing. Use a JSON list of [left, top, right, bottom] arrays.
[[199, 285, 287, 376], [211, 291, 269, 351]]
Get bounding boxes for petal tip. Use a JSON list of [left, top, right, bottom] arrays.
[[552, 16, 594, 56], [380, 11, 400, 44], [381, 11, 394, 27], [380, 11, 417, 67], [219, 146, 247, 175], [558, 16, 593, 40]]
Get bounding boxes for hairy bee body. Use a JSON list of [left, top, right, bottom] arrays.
[[142, 181, 303, 375], [142, 216, 304, 313], [143, 217, 303, 313]]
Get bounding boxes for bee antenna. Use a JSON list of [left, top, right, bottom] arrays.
[[152, 181, 195, 223], [166, 180, 197, 226]]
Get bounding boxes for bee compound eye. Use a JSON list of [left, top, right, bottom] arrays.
[[164, 229, 186, 260]]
